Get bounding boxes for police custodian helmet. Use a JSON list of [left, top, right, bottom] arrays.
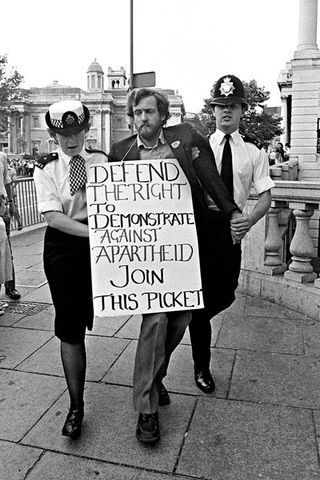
[[45, 100, 90, 136], [210, 75, 248, 108]]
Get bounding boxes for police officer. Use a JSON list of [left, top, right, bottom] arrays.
[[34, 100, 108, 438], [189, 75, 274, 393]]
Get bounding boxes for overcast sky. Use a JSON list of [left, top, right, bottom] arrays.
[[1, 0, 313, 113]]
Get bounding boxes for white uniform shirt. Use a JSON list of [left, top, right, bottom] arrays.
[[34, 148, 108, 220], [208, 129, 274, 211]]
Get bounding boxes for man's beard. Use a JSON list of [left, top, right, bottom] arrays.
[[138, 124, 160, 141]]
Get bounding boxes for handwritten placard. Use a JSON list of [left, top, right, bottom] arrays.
[[87, 158, 203, 316]]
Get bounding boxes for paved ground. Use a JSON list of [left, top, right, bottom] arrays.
[[1, 225, 320, 479]]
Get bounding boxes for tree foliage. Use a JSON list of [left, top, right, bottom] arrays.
[[0, 54, 26, 132], [193, 79, 282, 149]]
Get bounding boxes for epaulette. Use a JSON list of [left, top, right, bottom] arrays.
[[85, 148, 108, 157], [34, 152, 59, 169], [241, 134, 262, 150]]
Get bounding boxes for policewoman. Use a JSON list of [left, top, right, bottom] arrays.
[[34, 100, 107, 438], [189, 75, 274, 394]]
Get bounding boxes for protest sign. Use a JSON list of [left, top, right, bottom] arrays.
[[87, 158, 203, 316]]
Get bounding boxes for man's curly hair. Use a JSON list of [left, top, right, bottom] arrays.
[[127, 88, 171, 125]]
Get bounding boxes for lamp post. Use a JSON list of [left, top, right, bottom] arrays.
[[130, 0, 134, 89], [129, 0, 134, 132]]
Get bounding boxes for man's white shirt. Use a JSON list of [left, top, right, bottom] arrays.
[[208, 129, 274, 211]]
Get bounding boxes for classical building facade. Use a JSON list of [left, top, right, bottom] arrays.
[[3, 60, 185, 156], [238, 0, 320, 320], [278, 0, 320, 181]]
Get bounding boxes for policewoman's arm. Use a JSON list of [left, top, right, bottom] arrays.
[[43, 211, 89, 237], [34, 163, 89, 237]]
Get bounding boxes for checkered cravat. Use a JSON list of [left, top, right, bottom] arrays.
[[69, 155, 87, 196]]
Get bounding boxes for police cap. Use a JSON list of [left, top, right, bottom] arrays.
[[210, 75, 248, 107], [45, 100, 90, 136]]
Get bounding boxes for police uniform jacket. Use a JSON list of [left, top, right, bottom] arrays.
[[108, 122, 239, 221]]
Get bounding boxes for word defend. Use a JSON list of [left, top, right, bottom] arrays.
[[87, 159, 203, 316]]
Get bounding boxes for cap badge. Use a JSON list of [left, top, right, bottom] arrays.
[[65, 114, 76, 125], [219, 76, 235, 97], [171, 141, 180, 149], [61, 110, 79, 127]]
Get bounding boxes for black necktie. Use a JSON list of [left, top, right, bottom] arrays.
[[69, 155, 87, 196], [221, 134, 233, 197]]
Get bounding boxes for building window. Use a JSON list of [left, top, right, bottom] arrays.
[[33, 116, 40, 128], [91, 75, 96, 89], [98, 76, 102, 89], [47, 139, 56, 153]]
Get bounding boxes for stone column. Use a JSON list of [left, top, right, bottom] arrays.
[[95, 109, 102, 149], [104, 109, 112, 153], [290, 0, 320, 179], [284, 203, 318, 283], [280, 95, 288, 145], [264, 203, 287, 275], [295, 0, 319, 58], [7, 116, 11, 154]]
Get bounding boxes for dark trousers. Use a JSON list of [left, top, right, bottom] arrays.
[[189, 213, 241, 370], [2, 210, 15, 291]]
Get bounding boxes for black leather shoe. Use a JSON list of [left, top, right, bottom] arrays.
[[136, 412, 160, 445], [159, 383, 170, 406], [62, 408, 84, 438], [195, 369, 215, 393], [5, 289, 21, 300]]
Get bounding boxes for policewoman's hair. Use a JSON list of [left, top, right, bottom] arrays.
[[126, 88, 171, 125]]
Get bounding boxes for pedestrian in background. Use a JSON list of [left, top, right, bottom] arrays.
[[34, 100, 108, 439], [8, 162, 22, 230], [0, 151, 21, 300], [0, 193, 12, 315]]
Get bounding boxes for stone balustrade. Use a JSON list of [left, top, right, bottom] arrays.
[[270, 157, 299, 181], [239, 180, 320, 320]]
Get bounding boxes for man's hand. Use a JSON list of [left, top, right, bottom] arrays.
[[230, 213, 253, 241], [230, 211, 243, 243]]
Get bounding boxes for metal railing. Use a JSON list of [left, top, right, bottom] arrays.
[[10, 177, 45, 231]]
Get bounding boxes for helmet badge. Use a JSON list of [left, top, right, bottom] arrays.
[[65, 113, 76, 125], [219, 76, 235, 97]]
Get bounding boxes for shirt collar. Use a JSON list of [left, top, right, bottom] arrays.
[[215, 128, 241, 145], [58, 147, 88, 165], [137, 129, 165, 150]]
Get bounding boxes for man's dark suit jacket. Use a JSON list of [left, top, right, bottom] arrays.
[[108, 122, 239, 315], [108, 123, 237, 219]]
